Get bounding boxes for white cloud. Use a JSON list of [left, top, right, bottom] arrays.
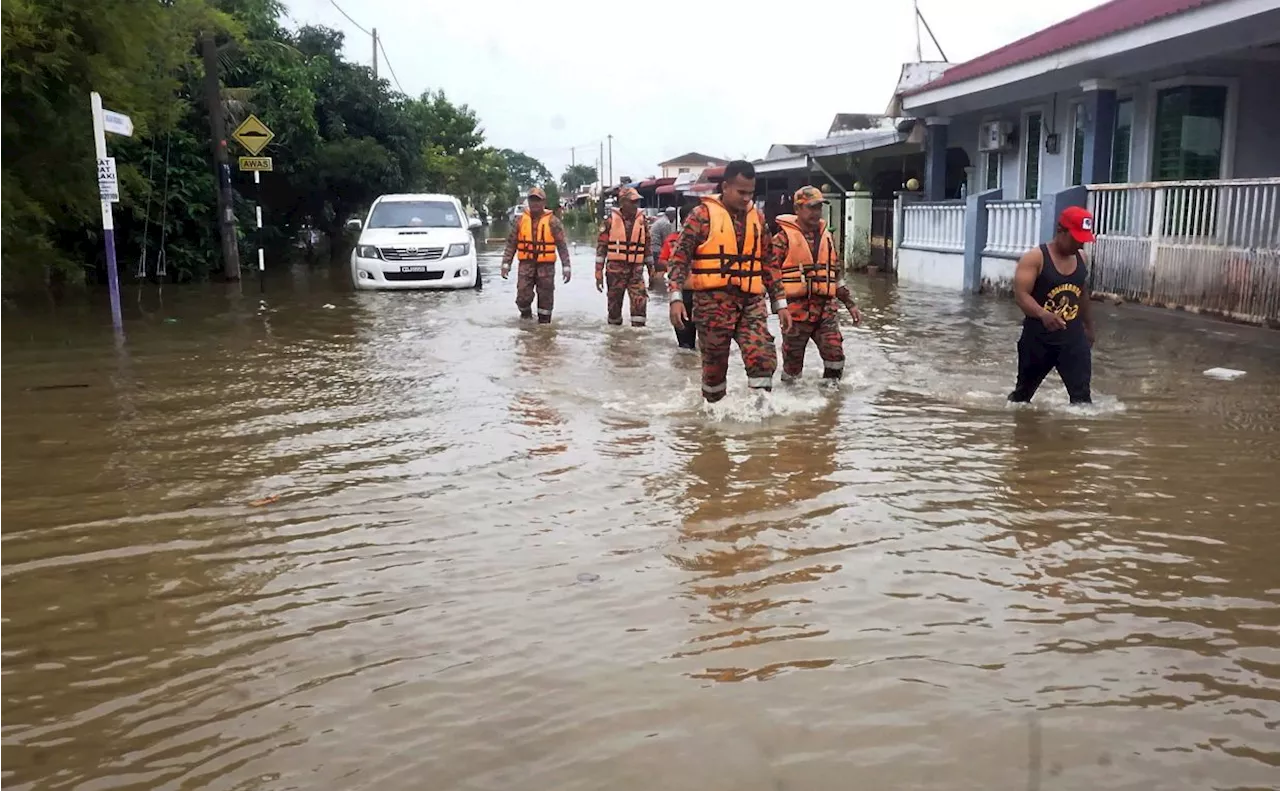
[[286, 0, 1109, 180]]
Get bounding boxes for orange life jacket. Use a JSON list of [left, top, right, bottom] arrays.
[[775, 214, 839, 300], [517, 211, 557, 263], [689, 195, 766, 294], [606, 209, 648, 265]]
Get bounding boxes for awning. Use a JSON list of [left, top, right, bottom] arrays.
[[754, 154, 809, 175], [656, 185, 676, 195], [638, 178, 658, 189]]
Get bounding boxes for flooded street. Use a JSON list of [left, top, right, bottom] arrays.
[[4, 241, 1280, 790]]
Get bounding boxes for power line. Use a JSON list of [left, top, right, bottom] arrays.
[[328, 0, 371, 37], [377, 37, 405, 95]]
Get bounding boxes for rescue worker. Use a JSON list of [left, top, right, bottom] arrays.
[[649, 206, 678, 291], [667, 160, 794, 402], [658, 229, 694, 350], [1008, 206, 1097, 404], [595, 187, 652, 327], [772, 186, 862, 382], [501, 187, 572, 323]]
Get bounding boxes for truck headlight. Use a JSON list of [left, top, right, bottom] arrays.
[[445, 242, 471, 258], [356, 245, 382, 259]]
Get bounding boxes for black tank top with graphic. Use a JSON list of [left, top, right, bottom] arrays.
[[1023, 243, 1087, 343]]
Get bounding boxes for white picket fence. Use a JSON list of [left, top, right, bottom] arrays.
[[1087, 178, 1280, 324], [901, 202, 965, 252], [983, 201, 1041, 257]]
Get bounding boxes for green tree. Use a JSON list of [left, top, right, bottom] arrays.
[[561, 164, 598, 193], [501, 149, 552, 192]]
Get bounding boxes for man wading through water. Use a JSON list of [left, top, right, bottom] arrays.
[[667, 160, 794, 402], [772, 186, 862, 383], [595, 187, 652, 327], [501, 187, 572, 323], [1009, 206, 1097, 404]]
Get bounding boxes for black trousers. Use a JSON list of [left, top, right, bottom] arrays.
[[1008, 331, 1092, 404], [674, 290, 697, 349]]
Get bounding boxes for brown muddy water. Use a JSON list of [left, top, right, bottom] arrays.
[[3, 242, 1280, 791]]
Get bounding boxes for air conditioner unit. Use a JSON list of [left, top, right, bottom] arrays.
[[978, 121, 1014, 152]]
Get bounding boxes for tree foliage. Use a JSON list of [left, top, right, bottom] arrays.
[[561, 164, 598, 193], [1, 0, 553, 290]]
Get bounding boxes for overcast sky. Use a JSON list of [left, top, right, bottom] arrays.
[[284, 0, 1108, 182]]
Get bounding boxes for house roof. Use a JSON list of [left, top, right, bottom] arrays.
[[658, 151, 729, 166], [904, 0, 1221, 96]]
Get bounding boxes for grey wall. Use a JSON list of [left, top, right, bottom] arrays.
[[944, 55, 1280, 192]]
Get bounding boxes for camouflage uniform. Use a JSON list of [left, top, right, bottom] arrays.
[[501, 210, 572, 323], [771, 225, 857, 381], [595, 211, 653, 326], [667, 202, 786, 402]]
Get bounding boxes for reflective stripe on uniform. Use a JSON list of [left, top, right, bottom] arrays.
[[702, 381, 727, 394], [669, 291, 684, 304], [780, 372, 798, 383], [823, 360, 845, 371], [631, 318, 646, 326], [537, 308, 553, 316], [772, 298, 788, 312], [747, 376, 773, 389]]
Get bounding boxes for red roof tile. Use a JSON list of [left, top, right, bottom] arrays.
[[906, 0, 1220, 96]]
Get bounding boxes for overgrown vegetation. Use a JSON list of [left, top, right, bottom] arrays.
[[0, 0, 560, 291]]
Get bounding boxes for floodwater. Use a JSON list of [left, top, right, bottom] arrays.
[[3, 240, 1280, 791]]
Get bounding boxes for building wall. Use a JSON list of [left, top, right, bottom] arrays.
[[946, 57, 1280, 197], [898, 248, 965, 290], [660, 162, 721, 180]]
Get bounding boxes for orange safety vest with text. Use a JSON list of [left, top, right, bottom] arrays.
[[689, 195, 766, 294], [775, 214, 839, 300], [517, 211, 557, 263], [606, 210, 649, 265]]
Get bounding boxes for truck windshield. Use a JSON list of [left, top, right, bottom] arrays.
[[368, 201, 462, 228]]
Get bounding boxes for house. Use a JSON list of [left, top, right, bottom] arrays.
[[893, 0, 1280, 326], [658, 152, 728, 180]]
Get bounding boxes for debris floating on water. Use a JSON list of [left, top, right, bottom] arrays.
[[576, 572, 600, 583], [248, 495, 280, 507], [1203, 367, 1246, 380], [321, 303, 336, 310]]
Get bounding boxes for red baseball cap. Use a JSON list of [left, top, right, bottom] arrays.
[[1059, 206, 1095, 243]]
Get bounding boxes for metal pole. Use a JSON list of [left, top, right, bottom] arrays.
[[372, 28, 378, 79], [914, 0, 923, 61], [91, 92, 123, 333], [608, 134, 613, 186], [255, 170, 265, 291]]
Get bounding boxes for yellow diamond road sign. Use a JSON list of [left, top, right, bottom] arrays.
[[232, 114, 274, 156]]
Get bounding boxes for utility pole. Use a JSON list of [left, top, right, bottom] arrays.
[[201, 32, 240, 281], [607, 134, 613, 186], [372, 28, 378, 79], [571, 147, 575, 168]]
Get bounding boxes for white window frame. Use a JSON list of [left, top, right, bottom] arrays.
[[978, 116, 1004, 193], [1109, 94, 1135, 183], [1020, 106, 1047, 200], [1141, 76, 1239, 182], [1064, 100, 1087, 187]]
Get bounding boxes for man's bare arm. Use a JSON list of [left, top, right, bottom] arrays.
[[1012, 248, 1045, 319]]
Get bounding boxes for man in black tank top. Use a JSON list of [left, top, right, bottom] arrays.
[[1008, 206, 1097, 405]]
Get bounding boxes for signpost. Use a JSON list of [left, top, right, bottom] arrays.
[[232, 115, 274, 286], [90, 92, 131, 334]]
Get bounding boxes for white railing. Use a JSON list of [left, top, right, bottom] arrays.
[[901, 202, 965, 252], [1087, 178, 1280, 324], [983, 200, 1041, 257]]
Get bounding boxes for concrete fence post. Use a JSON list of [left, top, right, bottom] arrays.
[[1040, 185, 1088, 243], [963, 188, 1004, 293]]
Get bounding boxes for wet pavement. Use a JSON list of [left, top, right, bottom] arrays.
[[3, 239, 1279, 790]]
